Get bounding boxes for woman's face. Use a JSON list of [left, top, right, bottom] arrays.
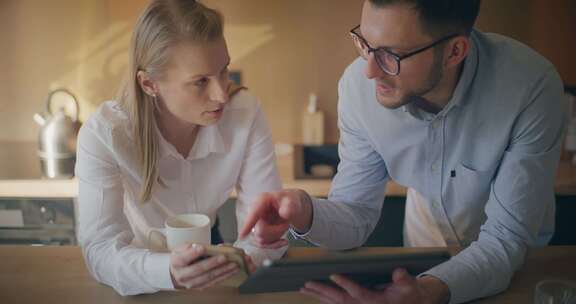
[[151, 38, 231, 126]]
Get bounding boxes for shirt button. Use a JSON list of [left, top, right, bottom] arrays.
[[431, 120, 440, 129], [431, 163, 439, 172]]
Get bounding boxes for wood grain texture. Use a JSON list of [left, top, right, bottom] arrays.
[[0, 246, 575, 304]]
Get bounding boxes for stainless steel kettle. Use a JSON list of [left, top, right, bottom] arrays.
[[33, 89, 81, 179]]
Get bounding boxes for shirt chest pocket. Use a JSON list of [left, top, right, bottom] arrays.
[[447, 163, 494, 206]]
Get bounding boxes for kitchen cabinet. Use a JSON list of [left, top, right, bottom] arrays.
[[0, 197, 76, 245], [550, 195, 576, 245], [0, 142, 78, 245]]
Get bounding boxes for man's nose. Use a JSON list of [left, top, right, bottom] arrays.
[[364, 54, 385, 80]]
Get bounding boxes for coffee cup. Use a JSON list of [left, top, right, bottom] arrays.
[[148, 213, 211, 251]]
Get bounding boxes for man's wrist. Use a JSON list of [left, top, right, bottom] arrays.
[[418, 275, 451, 304], [291, 189, 314, 234]]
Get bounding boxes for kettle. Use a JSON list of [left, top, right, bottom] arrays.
[[33, 89, 81, 179]]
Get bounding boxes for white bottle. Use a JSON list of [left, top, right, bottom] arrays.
[[302, 93, 325, 145]]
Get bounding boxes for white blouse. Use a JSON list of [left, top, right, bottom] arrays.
[[75, 90, 286, 296]]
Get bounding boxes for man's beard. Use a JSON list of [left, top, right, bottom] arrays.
[[398, 48, 445, 106]]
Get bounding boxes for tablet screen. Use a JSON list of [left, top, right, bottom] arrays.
[[239, 249, 451, 294]]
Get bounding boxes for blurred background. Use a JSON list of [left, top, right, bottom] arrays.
[[0, 0, 575, 247], [0, 0, 574, 145]]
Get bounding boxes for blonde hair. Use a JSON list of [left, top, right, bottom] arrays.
[[119, 0, 224, 203]]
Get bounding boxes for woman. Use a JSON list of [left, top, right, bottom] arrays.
[[76, 0, 287, 296]]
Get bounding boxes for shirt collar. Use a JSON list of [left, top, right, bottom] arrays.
[[188, 123, 227, 160], [156, 120, 228, 161]]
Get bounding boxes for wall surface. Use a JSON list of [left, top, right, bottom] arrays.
[[1, 0, 574, 144]]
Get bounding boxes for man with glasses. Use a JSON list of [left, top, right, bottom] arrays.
[[240, 0, 567, 303]]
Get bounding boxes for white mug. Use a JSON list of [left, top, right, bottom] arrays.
[[148, 213, 211, 251]]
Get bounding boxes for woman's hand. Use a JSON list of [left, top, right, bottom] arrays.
[[216, 243, 257, 274], [169, 243, 240, 290], [244, 254, 257, 274]]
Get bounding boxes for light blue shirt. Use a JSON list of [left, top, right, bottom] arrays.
[[294, 30, 567, 303]]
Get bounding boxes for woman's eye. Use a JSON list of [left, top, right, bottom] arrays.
[[194, 78, 208, 87]]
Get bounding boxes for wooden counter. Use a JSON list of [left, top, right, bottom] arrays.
[[3, 153, 576, 198], [0, 245, 575, 304]]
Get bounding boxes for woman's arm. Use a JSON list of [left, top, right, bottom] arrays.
[[76, 124, 173, 295]]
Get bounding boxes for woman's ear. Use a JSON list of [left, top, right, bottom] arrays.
[[444, 36, 470, 69], [137, 70, 158, 97]]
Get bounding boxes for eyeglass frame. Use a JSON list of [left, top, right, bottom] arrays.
[[350, 25, 460, 76]]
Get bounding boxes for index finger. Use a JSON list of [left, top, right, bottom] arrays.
[[239, 193, 275, 239]]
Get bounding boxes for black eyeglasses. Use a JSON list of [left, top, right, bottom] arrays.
[[350, 25, 459, 76]]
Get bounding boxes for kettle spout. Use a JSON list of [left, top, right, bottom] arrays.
[[33, 113, 47, 126]]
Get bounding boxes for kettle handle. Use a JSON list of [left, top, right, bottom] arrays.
[[45, 88, 80, 122]]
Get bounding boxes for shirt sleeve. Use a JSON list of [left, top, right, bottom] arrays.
[[75, 124, 173, 296], [422, 67, 568, 304], [233, 101, 287, 265], [292, 74, 389, 249]]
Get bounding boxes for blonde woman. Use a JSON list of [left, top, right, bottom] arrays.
[[75, 0, 287, 296]]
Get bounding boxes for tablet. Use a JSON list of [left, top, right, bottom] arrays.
[[239, 249, 451, 294]]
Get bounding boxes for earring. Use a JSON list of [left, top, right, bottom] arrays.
[[150, 94, 161, 112]]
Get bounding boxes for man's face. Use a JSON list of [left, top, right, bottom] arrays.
[[359, 1, 446, 109]]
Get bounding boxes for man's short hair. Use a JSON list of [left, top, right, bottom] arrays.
[[369, 0, 481, 37]]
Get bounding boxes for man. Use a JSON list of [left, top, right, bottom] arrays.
[[240, 0, 567, 303]]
